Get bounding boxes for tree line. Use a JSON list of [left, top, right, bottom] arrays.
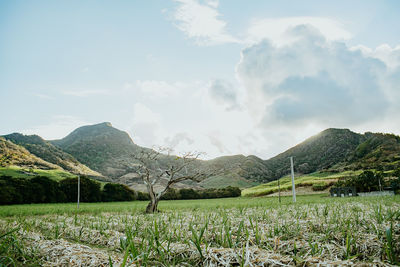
[[335, 169, 400, 193], [0, 175, 241, 205]]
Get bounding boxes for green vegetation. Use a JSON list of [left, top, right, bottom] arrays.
[[336, 169, 400, 193], [348, 132, 400, 170], [3, 133, 100, 176], [242, 171, 362, 197], [0, 165, 76, 181], [0, 195, 399, 265], [0, 137, 58, 170], [161, 187, 241, 200], [0, 175, 103, 204], [0, 174, 241, 205], [252, 129, 400, 184], [200, 173, 259, 189], [259, 128, 366, 182], [245, 168, 400, 197]]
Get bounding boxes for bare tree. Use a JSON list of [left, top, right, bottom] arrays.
[[132, 148, 207, 213]]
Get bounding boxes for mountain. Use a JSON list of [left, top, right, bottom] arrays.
[[346, 132, 400, 170], [3, 133, 100, 177], [0, 137, 60, 170], [50, 122, 144, 177], [50, 122, 209, 190], [260, 128, 364, 182], [260, 128, 400, 182], [50, 123, 269, 188], [3, 122, 400, 190], [50, 123, 400, 186]]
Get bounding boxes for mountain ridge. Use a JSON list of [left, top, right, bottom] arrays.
[[2, 122, 400, 190]]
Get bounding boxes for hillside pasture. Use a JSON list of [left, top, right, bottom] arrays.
[[242, 171, 363, 197], [0, 165, 76, 181]]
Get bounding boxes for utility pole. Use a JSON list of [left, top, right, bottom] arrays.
[[77, 175, 80, 209], [278, 178, 281, 203], [290, 156, 296, 203]]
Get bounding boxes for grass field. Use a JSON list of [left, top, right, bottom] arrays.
[[242, 171, 363, 197], [0, 166, 77, 182], [1, 194, 399, 266]]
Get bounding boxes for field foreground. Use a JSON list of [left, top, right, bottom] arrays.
[[0, 195, 399, 266]]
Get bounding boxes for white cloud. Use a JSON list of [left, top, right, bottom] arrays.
[[236, 24, 399, 135], [130, 103, 163, 147], [246, 16, 352, 46], [119, 79, 260, 158], [207, 131, 231, 154], [351, 44, 400, 69], [164, 132, 194, 149], [132, 103, 161, 124], [173, 0, 238, 45], [208, 79, 239, 110]]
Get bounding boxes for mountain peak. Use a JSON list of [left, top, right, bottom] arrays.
[[50, 122, 140, 177], [99, 122, 113, 127], [321, 128, 352, 134]]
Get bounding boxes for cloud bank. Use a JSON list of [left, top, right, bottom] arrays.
[[237, 25, 399, 133]]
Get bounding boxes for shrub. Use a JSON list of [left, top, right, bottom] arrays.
[[160, 188, 179, 200], [30, 176, 64, 203], [136, 191, 150, 201], [179, 189, 200, 199], [312, 182, 329, 191], [59, 176, 101, 202], [102, 183, 136, 202]]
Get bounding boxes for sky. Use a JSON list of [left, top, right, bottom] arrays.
[[1, 0, 400, 160]]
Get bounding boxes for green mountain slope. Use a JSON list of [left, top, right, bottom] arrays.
[[3, 133, 100, 176], [260, 128, 366, 182], [199, 155, 270, 188], [0, 137, 60, 170], [51, 122, 144, 177], [346, 132, 400, 170]]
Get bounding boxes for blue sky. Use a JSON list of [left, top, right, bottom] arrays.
[[1, 0, 400, 159]]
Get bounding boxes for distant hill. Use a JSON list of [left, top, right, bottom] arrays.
[[0, 137, 60, 170], [3, 133, 100, 177], [199, 155, 270, 188]]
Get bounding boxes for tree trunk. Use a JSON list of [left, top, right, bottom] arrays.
[[145, 198, 159, 213], [145, 183, 159, 213]]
